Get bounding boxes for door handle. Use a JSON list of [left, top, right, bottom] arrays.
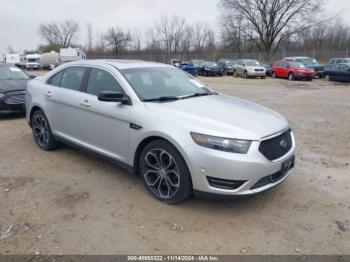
[[80, 100, 91, 107], [44, 91, 52, 97]]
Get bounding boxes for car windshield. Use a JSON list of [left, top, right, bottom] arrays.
[[297, 58, 318, 65], [192, 60, 204, 67], [246, 60, 260, 66], [121, 67, 212, 101], [205, 62, 218, 67], [0, 66, 29, 80], [291, 62, 306, 68]]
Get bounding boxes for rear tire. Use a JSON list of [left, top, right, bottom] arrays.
[[31, 110, 58, 151], [139, 139, 192, 204], [233, 70, 237, 77], [288, 73, 295, 81], [325, 75, 331, 81]]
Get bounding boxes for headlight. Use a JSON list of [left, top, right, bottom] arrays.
[[191, 132, 252, 154], [0, 93, 5, 99]]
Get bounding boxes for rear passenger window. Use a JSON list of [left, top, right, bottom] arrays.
[[48, 71, 64, 86], [60, 67, 86, 91], [86, 68, 123, 96]]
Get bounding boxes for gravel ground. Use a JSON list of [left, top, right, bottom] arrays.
[[0, 73, 349, 255]]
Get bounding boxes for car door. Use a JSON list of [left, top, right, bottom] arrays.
[[75, 67, 131, 163], [338, 64, 349, 82], [279, 62, 289, 78], [332, 65, 342, 81], [45, 66, 88, 142]]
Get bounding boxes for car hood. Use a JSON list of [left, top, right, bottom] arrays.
[[145, 95, 288, 140], [206, 66, 221, 70], [0, 79, 28, 93]]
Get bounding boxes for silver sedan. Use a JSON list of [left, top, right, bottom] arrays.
[[26, 60, 295, 204]]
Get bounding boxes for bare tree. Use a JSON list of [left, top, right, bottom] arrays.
[[155, 15, 187, 53], [131, 29, 142, 51], [219, 0, 322, 53], [95, 32, 108, 56], [86, 23, 94, 55], [145, 28, 161, 51], [192, 23, 211, 51], [39, 20, 80, 48], [105, 27, 131, 56], [181, 26, 194, 54]]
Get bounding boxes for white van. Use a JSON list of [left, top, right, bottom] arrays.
[[25, 54, 41, 70], [59, 47, 87, 63]]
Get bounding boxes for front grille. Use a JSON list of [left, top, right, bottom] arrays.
[[5, 94, 25, 104], [251, 171, 286, 190], [259, 130, 293, 161], [207, 177, 246, 190], [255, 69, 264, 72]]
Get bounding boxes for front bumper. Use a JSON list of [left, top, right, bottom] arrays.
[[206, 70, 222, 76], [248, 71, 266, 77], [0, 91, 26, 115], [295, 72, 315, 79], [184, 131, 296, 196]]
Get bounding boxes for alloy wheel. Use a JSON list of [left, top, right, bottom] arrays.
[[32, 114, 49, 147], [143, 149, 180, 199]]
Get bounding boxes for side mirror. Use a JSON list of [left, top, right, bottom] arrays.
[[98, 91, 131, 105]]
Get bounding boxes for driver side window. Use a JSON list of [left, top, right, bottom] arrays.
[[86, 68, 123, 96]]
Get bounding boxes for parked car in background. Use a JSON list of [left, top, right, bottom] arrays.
[[323, 63, 350, 82], [171, 60, 197, 76], [328, 58, 350, 66], [217, 59, 236, 75], [272, 61, 316, 81], [60, 48, 87, 63], [198, 61, 224, 76], [25, 54, 41, 70], [179, 61, 197, 76], [40, 51, 60, 69], [191, 59, 205, 74], [261, 63, 272, 77], [26, 60, 295, 203], [283, 57, 324, 78], [0, 63, 31, 115], [170, 59, 182, 67], [233, 59, 266, 79]]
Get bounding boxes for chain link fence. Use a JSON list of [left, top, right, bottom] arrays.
[[89, 49, 350, 64]]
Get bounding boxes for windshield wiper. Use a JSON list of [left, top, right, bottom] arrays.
[[143, 96, 180, 102], [181, 92, 217, 100]]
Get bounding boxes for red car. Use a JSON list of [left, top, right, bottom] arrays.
[[272, 61, 316, 81]]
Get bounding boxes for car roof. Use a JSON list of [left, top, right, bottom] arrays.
[[67, 59, 170, 70]]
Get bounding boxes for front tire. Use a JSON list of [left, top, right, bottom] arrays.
[[244, 71, 248, 79], [324, 75, 331, 81], [272, 72, 277, 78], [139, 139, 192, 204], [31, 110, 58, 151], [288, 73, 295, 81]]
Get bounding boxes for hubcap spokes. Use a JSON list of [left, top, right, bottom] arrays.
[[143, 149, 180, 199], [33, 115, 49, 147]]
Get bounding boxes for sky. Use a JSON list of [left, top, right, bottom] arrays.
[[0, 0, 348, 54]]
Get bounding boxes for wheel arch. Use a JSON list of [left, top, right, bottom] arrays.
[[133, 135, 192, 177], [29, 105, 44, 127]]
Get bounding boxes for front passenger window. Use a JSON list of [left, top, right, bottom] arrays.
[[86, 68, 123, 96]]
